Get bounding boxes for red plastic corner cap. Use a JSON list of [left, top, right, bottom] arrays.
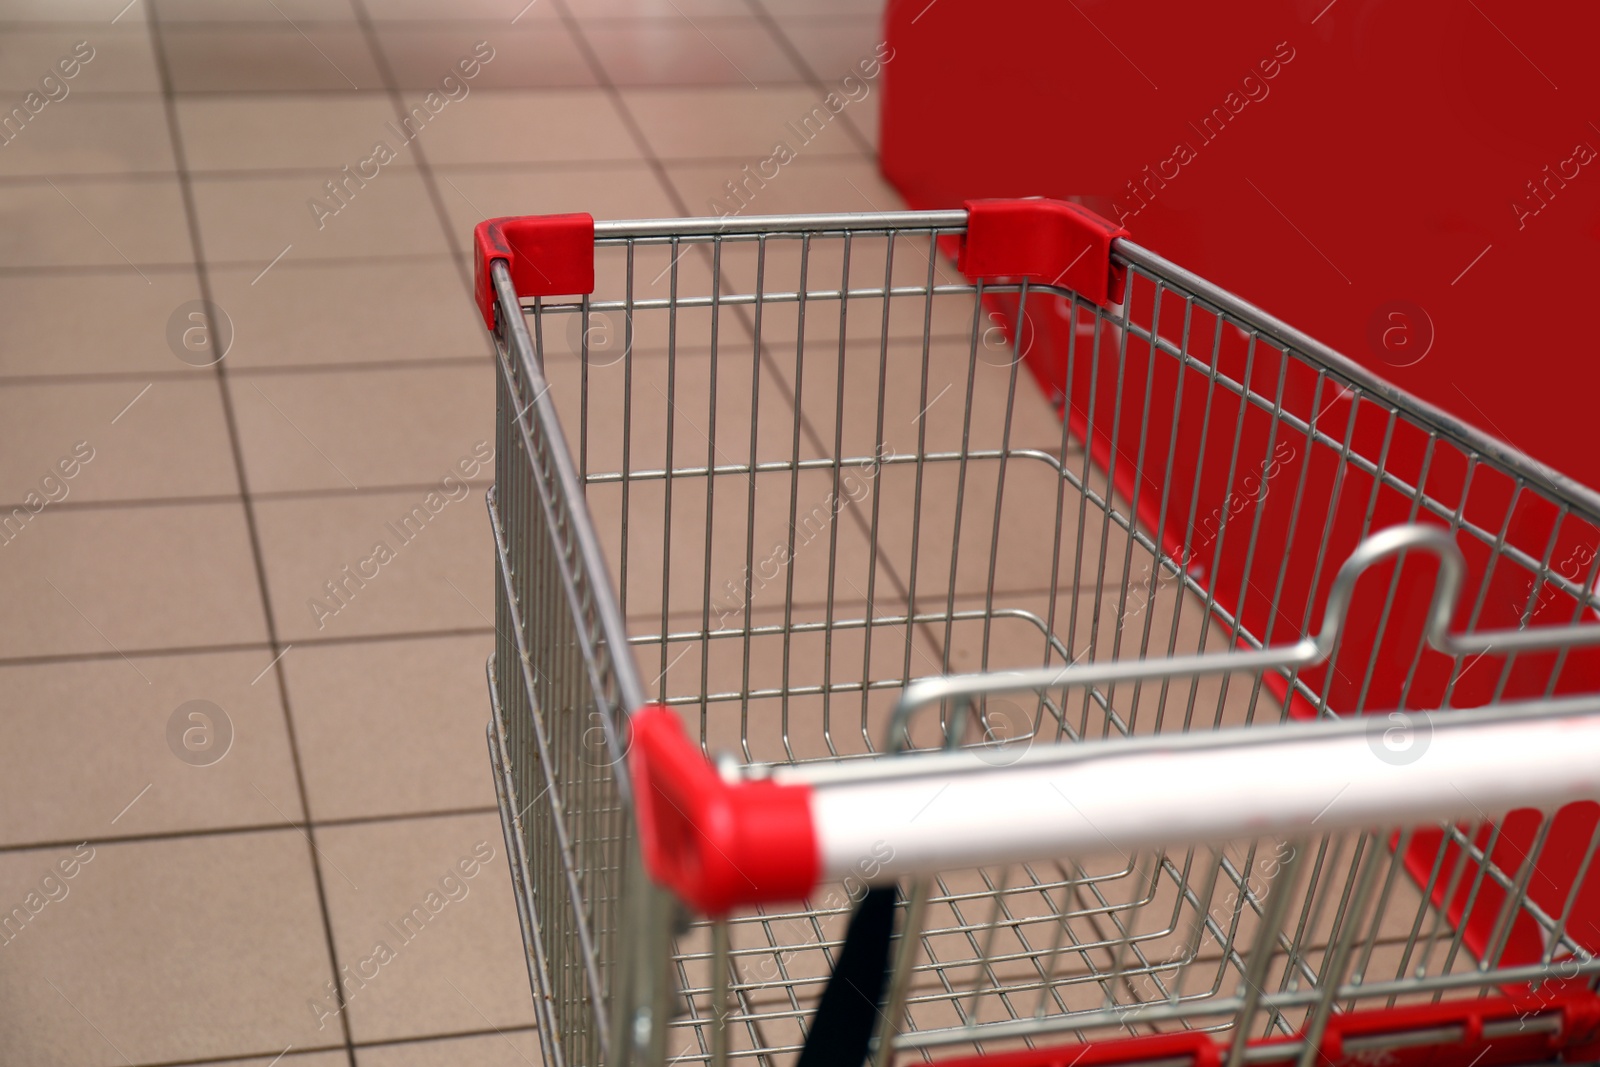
[[958, 198, 1129, 307], [627, 706, 819, 916], [473, 213, 595, 330]]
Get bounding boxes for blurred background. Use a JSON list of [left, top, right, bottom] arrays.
[[3, 0, 1598, 1064], [0, 1, 882, 1064]]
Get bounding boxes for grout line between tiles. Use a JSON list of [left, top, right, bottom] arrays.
[[0, 625, 497, 672], [346, 0, 474, 295], [554, 2, 948, 684], [9, 7, 901, 1063], [0, 81, 819, 106], [0, 250, 457, 277], [0, 559, 1123, 675], [0, 150, 892, 193], [1, 326, 982, 383], [0, 476, 496, 516], [0, 354, 492, 388], [743, 0, 878, 157], [0, 805, 502, 860], [144, 6, 360, 1063], [51, 1023, 540, 1067]]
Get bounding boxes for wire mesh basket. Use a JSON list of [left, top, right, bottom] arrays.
[[477, 201, 1600, 1067]]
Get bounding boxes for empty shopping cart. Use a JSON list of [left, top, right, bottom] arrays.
[[478, 200, 1600, 1066]]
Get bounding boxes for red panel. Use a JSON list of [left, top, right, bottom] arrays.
[[881, 0, 1600, 967]]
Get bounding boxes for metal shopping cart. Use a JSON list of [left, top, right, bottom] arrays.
[[474, 200, 1600, 1067]]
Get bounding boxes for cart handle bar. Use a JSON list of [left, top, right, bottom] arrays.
[[628, 524, 1600, 914], [629, 694, 1600, 914], [888, 523, 1600, 751]]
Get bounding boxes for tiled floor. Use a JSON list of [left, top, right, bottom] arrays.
[[0, 2, 885, 1064]]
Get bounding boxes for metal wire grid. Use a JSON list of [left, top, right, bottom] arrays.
[[1107, 249, 1600, 723], [489, 258, 649, 1067], [488, 211, 1600, 1065], [650, 828, 1596, 1065]]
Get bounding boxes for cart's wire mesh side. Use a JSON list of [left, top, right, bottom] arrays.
[[649, 826, 1599, 1063], [491, 269, 648, 1067], [494, 213, 1600, 1065], [1101, 252, 1600, 727]]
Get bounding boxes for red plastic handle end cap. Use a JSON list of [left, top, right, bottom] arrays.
[[957, 198, 1129, 307], [928, 1030, 1218, 1067], [473, 213, 595, 330], [627, 706, 819, 916]]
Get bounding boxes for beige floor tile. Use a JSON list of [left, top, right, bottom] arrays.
[[254, 487, 492, 642], [228, 363, 494, 493], [0, 0, 143, 19], [0, 378, 238, 504], [664, 154, 896, 222], [282, 634, 496, 821], [159, 26, 383, 92], [621, 85, 867, 160], [435, 161, 678, 234], [189, 1052, 347, 1067], [156, 0, 356, 18], [191, 171, 452, 264], [412, 88, 640, 166], [208, 257, 483, 369], [0, 501, 267, 658], [0, 178, 193, 267], [363, 0, 559, 18], [0, 98, 175, 177], [0, 650, 304, 846], [0, 27, 159, 92], [317, 812, 537, 1043], [773, 16, 886, 80], [0, 831, 338, 1066], [0, 267, 208, 378], [375, 24, 596, 89], [357, 1030, 542, 1066], [757, 0, 884, 14], [582, 18, 805, 86], [842, 76, 880, 150], [575, 0, 754, 14], [178, 93, 407, 172]]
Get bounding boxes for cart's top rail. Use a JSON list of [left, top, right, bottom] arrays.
[[592, 210, 969, 238], [480, 201, 1600, 532]]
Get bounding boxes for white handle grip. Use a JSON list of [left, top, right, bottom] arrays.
[[778, 702, 1600, 883]]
